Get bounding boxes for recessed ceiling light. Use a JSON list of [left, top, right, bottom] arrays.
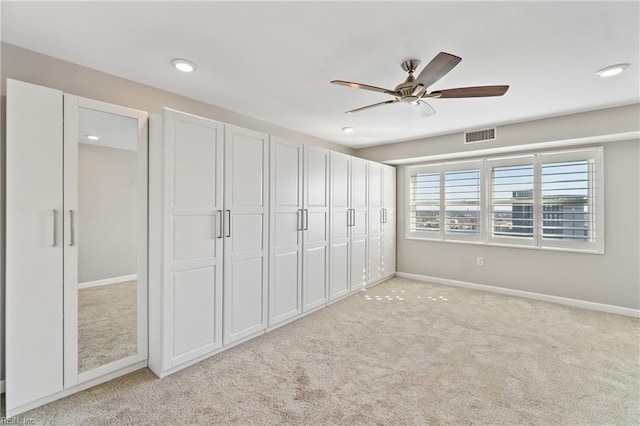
[[172, 58, 197, 73], [86, 135, 100, 140], [342, 126, 355, 133], [595, 63, 629, 78]]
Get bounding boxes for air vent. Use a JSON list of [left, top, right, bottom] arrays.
[[464, 128, 496, 144]]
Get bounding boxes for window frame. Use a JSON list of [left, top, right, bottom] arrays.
[[407, 159, 485, 242], [406, 147, 604, 254], [486, 154, 537, 248]]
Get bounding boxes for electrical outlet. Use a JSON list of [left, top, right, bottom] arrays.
[[477, 257, 484, 266]]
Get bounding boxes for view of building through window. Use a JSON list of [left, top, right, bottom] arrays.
[[410, 158, 591, 241]]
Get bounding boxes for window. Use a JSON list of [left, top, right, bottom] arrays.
[[407, 147, 603, 253], [489, 160, 534, 241], [444, 169, 481, 237], [410, 172, 440, 233]]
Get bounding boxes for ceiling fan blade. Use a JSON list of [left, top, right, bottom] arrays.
[[431, 85, 510, 98], [413, 52, 462, 90], [409, 100, 436, 118], [331, 80, 396, 96], [346, 99, 399, 114]]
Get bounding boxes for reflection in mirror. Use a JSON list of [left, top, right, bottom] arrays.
[[77, 107, 138, 373]]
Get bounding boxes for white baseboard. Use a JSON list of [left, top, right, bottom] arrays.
[[79, 274, 137, 289], [395, 272, 640, 318]]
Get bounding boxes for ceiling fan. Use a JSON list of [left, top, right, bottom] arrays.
[[330, 52, 509, 117]]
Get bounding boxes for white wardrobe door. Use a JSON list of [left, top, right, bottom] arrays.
[[350, 158, 368, 291], [368, 162, 383, 284], [6, 79, 64, 414], [303, 146, 330, 311], [269, 138, 303, 326], [382, 231, 396, 278], [382, 165, 396, 278], [165, 110, 224, 368], [224, 126, 269, 345], [329, 152, 351, 300], [368, 163, 383, 235]]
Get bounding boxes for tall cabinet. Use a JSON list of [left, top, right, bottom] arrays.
[[149, 110, 224, 374], [368, 163, 384, 283], [6, 79, 148, 416], [382, 165, 397, 279], [349, 157, 369, 291], [6, 79, 64, 414], [269, 138, 330, 328], [368, 164, 396, 283], [329, 153, 369, 300], [223, 126, 269, 345], [149, 109, 269, 376]]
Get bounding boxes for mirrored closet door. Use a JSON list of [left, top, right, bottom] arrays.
[[63, 96, 148, 387]]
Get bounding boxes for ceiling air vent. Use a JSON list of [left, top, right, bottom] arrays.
[[464, 127, 496, 144]]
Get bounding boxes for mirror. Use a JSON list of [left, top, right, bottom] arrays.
[[61, 97, 148, 385], [76, 108, 139, 373]]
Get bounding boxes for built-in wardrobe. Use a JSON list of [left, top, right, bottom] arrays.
[[148, 108, 396, 376], [5, 79, 148, 416], [4, 82, 396, 415]]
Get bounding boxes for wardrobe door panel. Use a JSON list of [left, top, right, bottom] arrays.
[[368, 163, 383, 236], [303, 147, 330, 310], [173, 267, 217, 358], [224, 126, 269, 344], [330, 242, 350, 297], [272, 251, 301, 320], [351, 158, 368, 210], [350, 237, 368, 290], [329, 152, 351, 300], [382, 231, 396, 278], [269, 138, 303, 326], [368, 234, 383, 284], [304, 245, 328, 309], [350, 158, 368, 291], [164, 110, 223, 370], [367, 162, 383, 283], [229, 258, 265, 334], [173, 120, 218, 205], [382, 165, 397, 278], [6, 79, 64, 414]]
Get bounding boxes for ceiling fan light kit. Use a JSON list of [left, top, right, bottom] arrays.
[[331, 51, 509, 117]]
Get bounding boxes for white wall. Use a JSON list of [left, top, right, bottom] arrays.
[[78, 144, 137, 283], [355, 105, 640, 310], [0, 42, 354, 156]]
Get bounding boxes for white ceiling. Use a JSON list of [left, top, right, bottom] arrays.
[[3, 1, 639, 148]]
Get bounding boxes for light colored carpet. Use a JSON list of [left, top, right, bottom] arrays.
[[78, 281, 138, 373], [23, 277, 640, 425]]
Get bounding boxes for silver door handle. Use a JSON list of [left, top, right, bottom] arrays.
[[347, 209, 352, 227], [226, 210, 231, 238], [69, 210, 75, 246], [217, 210, 223, 239], [52, 209, 58, 247], [382, 208, 386, 224], [304, 209, 309, 230], [297, 209, 303, 231], [351, 209, 356, 227]]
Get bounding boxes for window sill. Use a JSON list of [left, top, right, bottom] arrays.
[[404, 235, 604, 255]]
